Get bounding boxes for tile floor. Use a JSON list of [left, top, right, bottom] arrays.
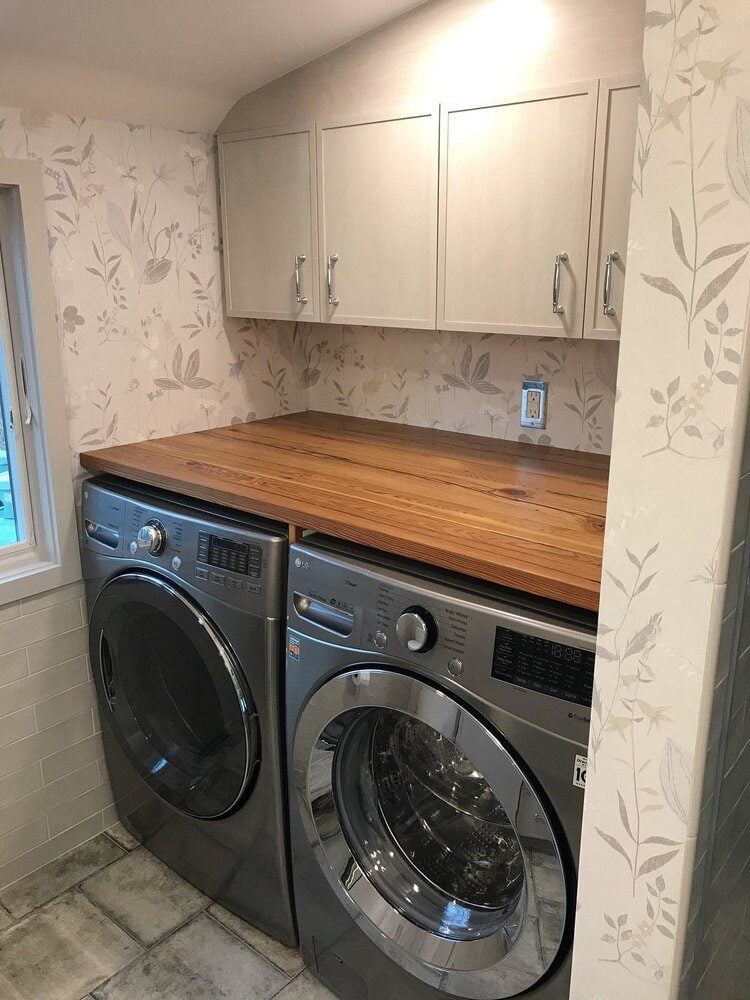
[[0, 824, 336, 1000]]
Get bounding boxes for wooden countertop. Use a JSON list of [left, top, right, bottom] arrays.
[[79, 411, 609, 610]]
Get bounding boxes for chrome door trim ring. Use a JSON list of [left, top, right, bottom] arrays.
[[293, 668, 569, 999], [90, 570, 258, 820]]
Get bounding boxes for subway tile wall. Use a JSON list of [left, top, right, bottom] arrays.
[[0, 580, 121, 891], [680, 457, 750, 998]]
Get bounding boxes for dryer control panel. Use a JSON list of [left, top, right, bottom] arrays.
[[82, 477, 286, 618]]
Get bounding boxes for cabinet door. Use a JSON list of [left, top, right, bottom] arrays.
[[584, 77, 640, 340], [218, 127, 318, 320], [316, 111, 438, 329], [438, 83, 598, 338]]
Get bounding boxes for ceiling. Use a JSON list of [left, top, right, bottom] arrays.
[[0, 0, 427, 131]]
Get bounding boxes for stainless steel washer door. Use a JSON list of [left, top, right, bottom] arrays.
[[293, 669, 569, 999]]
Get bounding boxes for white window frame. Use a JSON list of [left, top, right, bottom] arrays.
[[0, 159, 80, 603]]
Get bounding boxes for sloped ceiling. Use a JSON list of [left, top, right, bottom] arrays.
[[0, 0, 427, 131]]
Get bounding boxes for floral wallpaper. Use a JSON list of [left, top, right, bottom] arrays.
[[0, 98, 620, 490], [570, 2, 750, 998], [0, 105, 305, 474], [294, 323, 619, 451], [0, 101, 620, 473]]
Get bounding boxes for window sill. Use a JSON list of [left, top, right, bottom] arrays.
[[0, 545, 81, 606]]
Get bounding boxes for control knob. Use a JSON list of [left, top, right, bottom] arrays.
[[136, 519, 167, 555], [395, 606, 437, 653]]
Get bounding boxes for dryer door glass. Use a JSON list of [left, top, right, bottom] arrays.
[[294, 668, 569, 999], [90, 572, 259, 819]]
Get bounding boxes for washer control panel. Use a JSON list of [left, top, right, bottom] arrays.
[[288, 539, 597, 744], [376, 582, 470, 659], [491, 627, 595, 706]]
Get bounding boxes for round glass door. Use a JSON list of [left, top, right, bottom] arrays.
[[293, 669, 569, 999], [336, 710, 525, 940], [90, 572, 259, 820]]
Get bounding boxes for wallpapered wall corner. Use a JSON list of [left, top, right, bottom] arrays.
[[572, 1, 750, 997], [0, 106, 308, 473]]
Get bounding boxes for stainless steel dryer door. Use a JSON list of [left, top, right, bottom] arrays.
[[90, 571, 260, 820], [293, 669, 569, 999]]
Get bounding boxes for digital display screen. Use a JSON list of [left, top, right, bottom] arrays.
[[197, 533, 262, 579], [491, 627, 595, 706]]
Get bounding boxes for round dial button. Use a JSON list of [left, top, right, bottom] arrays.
[[136, 519, 167, 555], [373, 630, 388, 649], [395, 606, 437, 653], [447, 657, 464, 677]]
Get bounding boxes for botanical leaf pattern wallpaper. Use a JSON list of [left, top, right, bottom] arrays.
[[0, 104, 618, 471], [571, 2, 750, 998], [296, 323, 619, 451], [0, 105, 306, 472]]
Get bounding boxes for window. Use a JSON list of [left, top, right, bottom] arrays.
[[0, 160, 80, 603]]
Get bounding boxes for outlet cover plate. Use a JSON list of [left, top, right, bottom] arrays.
[[521, 379, 548, 429]]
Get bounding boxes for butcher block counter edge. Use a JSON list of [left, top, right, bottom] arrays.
[[79, 411, 609, 611]]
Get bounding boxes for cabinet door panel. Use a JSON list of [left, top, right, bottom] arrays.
[[584, 77, 640, 340], [219, 127, 317, 320], [317, 112, 438, 329], [438, 84, 598, 338]]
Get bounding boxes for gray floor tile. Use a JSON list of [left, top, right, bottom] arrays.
[[208, 903, 304, 977], [81, 846, 207, 947], [0, 889, 141, 1000], [93, 911, 287, 1000], [104, 822, 141, 852], [273, 969, 338, 999], [0, 833, 125, 918]]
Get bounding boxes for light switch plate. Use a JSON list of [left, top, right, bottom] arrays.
[[520, 379, 548, 429]]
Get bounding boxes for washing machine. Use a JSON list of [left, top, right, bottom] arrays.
[[286, 536, 596, 999], [81, 475, 296, 946]]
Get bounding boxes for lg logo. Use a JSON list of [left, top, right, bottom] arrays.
[[568, 710, 590, 724]]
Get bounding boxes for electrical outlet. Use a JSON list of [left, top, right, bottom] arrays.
[[520, 379, 548, 429]]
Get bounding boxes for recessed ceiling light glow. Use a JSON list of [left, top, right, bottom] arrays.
[[429, 0, 553, 96]]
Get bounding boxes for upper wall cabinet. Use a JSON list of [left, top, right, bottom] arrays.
[[584, 76, 640, 341], [217, 79, 639, 340], [316, 110, 439, 329], [218, 126, 318, 321], [437, 82, 598, 338]]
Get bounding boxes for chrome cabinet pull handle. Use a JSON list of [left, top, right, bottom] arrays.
[[326, 253, 339, 306], [603, 250, 620, 316], [294, 254, 308, 305], [552, 252, 568, 315]]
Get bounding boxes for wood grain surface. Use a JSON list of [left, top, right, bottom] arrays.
[[80, 411, 609, 610]]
